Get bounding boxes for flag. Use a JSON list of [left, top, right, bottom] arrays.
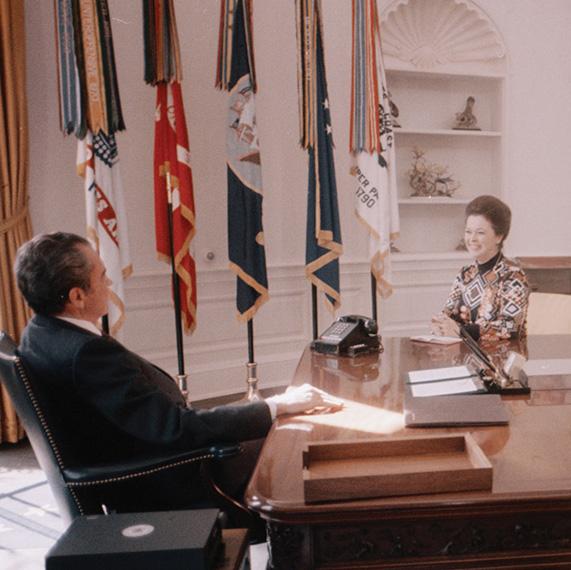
[[77, 131, 132, 335], [56, 0, 131, 335], [154, 82, 198, 333], [350, 0, 399, 298], [216, 0, 269, 321], [143, 0, 198, 334], [296, 0, 343, 311]]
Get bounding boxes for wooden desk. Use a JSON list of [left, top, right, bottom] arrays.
[[517, 256, 571, 293], [246, 336, 571, 569]]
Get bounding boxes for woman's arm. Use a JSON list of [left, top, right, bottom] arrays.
[[443, 272, 464, 320]]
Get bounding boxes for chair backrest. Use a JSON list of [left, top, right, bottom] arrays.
[[0, 331, 81, 524], [527, 293, 571, 335]]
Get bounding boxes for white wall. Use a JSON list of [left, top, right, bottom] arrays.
[[24, 1, 571, 398]]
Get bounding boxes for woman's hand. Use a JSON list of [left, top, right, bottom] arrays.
[[431, 313, 460, 337]]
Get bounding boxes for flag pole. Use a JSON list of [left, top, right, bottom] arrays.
[[242, 318, 261, 401], [165, 172, 189, 401], [371, 272, 378, 322], [311, 284, 318, 339], [101, 315, 110, 335]]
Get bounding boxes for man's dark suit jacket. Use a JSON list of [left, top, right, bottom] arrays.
[[18, 315, 273, 467]]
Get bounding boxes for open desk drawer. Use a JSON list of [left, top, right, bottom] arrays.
[[302, 433, 492, 503]]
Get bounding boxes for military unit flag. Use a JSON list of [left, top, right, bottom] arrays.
[[55, 0, 131, 335], [350, 0, 399, 298], [153, 82, 198, 333], [216, 0, 269, 321], [143, 0, 198, 334], [296, 0, 343, 311], [77, 132, 132, 335]]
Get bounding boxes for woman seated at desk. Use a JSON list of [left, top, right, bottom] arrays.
[[432, 195, 530, 342]]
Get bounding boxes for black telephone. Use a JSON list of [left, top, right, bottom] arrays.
[[311, 315, 382, 357]]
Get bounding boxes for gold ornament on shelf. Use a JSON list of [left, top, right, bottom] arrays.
[[408, 147, 461, 198], [453, 96, 481, 131]]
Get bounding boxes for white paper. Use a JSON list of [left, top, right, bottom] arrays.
[[408, 365, 474, 384], [524, 359, 571, 376], [411, 377, 481, 397], [410, 335, 462, 345]]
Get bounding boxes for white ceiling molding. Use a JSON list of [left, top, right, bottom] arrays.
[[381, 0, 506, 70]]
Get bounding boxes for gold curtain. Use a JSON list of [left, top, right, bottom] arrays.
[[0, 0, 32, 443]]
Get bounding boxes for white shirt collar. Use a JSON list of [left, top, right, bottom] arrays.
[[56, 316, 102, 336]]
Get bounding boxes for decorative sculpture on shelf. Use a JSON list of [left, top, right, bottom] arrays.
[[408, 147, 461, 197], [388, 91, 401, 128], [453, 96, 481, 130]]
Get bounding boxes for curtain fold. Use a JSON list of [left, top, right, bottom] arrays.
[[0, 0, 33, 443]]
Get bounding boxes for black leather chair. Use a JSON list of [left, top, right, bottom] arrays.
[[0, 331, 244, 526]]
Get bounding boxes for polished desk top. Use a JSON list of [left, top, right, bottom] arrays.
[[246, 335, 571, 523]]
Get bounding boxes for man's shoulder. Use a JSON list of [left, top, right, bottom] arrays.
[[20, 315, 104, 360]]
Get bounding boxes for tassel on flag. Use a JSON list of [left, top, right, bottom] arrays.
[[55, 0, 131, 335], [296, 0, 343, 312], [154, 82, 198, 333], [77, 132, 132, 335], [216, 0, 269, 321], [350, 0, 399, 299], [143, 0, 198, 334]]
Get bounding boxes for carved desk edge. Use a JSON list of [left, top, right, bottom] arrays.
[[264, 505, 571, 569]]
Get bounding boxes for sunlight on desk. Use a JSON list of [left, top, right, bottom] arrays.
[[294, 399, 405, 435]]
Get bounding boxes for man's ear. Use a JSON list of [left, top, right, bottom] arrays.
[[66, 287, 86, 309]]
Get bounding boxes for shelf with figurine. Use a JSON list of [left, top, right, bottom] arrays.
[[379, 0, 507, 257]]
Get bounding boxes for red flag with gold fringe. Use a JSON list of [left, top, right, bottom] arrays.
[[154, 81, 197, 333]]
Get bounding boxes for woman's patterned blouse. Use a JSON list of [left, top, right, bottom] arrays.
[[443, 254, 530, 341]]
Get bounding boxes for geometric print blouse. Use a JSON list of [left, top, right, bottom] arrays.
[[443, 253, 530, 341]]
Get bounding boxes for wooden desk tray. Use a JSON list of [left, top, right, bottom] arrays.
[[302, 434, 492, 503]]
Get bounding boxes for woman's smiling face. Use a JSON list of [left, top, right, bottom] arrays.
[[464, 214, 503, 264]]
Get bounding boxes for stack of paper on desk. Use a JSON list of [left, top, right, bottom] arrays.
[[410, 335, 462, 345], [407, 365, 485, 397], [404, 392, 509, 427]]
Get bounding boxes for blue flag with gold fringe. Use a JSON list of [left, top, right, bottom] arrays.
[[217, 0, 269, 321], [297, 0, 343, 311]]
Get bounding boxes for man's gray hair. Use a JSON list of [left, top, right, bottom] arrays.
[[15, 232, 92, 316]]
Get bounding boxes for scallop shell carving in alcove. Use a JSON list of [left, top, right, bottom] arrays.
[[381, 0, 506, 69]]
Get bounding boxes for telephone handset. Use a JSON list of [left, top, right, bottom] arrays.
[[311, 315, 382, 357]]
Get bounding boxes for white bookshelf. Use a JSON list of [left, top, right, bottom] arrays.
[[381, 0, 508, 256]]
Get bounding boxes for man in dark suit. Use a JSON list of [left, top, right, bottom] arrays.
[[15, 232, 341, 512]]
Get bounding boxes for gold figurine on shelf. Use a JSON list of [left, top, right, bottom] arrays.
[[453, 96, 481, 130]]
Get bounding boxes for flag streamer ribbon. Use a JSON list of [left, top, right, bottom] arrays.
[[215, 0, 257, 92], [142, 0, 182, 85], [296, 0, 343, 311], [216, 0, 268, 321], [350, 0, 381, 154], [350, 0, 400, 299], [55, 0, 125, 137]]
